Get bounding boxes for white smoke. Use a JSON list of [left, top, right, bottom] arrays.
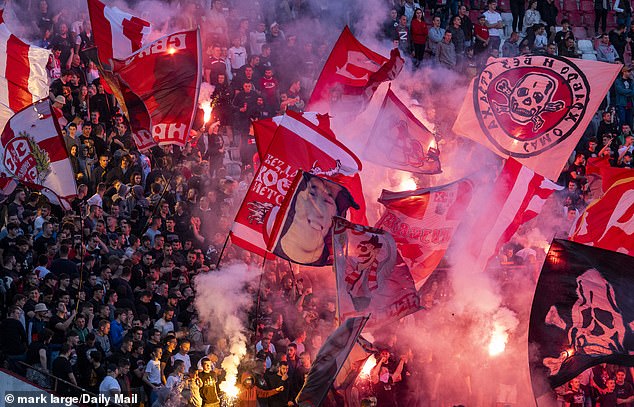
[[194, 263, 257, 401]]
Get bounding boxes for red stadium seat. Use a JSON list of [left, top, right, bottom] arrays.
[[566, 11, 584, 26], [563, 0, 579, 11], [580, 0, 594, 11], [469, 10, 481, 23], [498, 0, 509, 11], [572, 26, 588, 39]]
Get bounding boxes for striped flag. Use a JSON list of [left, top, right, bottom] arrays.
[[231, 110, 362, 258], [467, 158, 563, 271], [0, 9, 50, 132], [0, 100, 77, 209], [376, 179, 474, 289], [88, 0, 151, 66]]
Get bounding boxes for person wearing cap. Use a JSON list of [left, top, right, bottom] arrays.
[[27, 303, 50, 345], [615, 65, 634, 128]]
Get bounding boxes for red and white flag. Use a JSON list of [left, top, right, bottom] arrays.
[[308, 26, 403, 116], [376, 179, 474, 288], [252, 112, 367, 224], [364, 88, 440, 174], [112, 29, 202, 147], [88, 0, 151, 66], [466, 158, 563, 271], [0, 9, 50, 132], [570, 171, 634, 256], [232, 110, 362, 258], [333, 217, 421, 328], [0, 99, 77, 209], [453, 56, 620, 180], [101, 69, 155, 151]]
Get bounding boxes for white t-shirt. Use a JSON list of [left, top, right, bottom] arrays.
[[145, 359, 162, 385], [227, 46, 247, 70], [166, 374, 182, 390], [484, 10, 504, 37], [99, 375, 121, 395], [154, 318, 175, 338], [173, 353, 191, 373]]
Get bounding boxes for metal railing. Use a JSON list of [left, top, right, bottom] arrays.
[[16, 361, 125, 407]]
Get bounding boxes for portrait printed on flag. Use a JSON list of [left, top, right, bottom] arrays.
[[270, 172, 358, 266], [529, 239, 634, 398]]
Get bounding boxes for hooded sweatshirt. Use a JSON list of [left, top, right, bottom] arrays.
[[237, 372, 280, 407]]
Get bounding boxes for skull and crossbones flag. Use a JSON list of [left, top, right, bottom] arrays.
[[453, 55, 620, 181], [332, 217, 421, 329], [529, 239, 634, 402]]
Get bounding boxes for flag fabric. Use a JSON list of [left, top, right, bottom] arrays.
[[333, 335, 378, 405], [333, 217, 421, 328], [267, 172, 358, 266], [0, 173, 17, 203], [585, 156, 633, 193], [0, 99, 76, 209], [231, 110, 362, 258], [376, 179, 474, 288], [465, 158, 563, 272], [252, 112, 367, 224], [364, 88, 440, 174], [453, 55, 620, 180], [0, 9, 50, 132], [529, 239, 634, 400], [112, 29, 202, 147], [296, 315, 369, 407], [100, 69, 156, 151], [570, 171, 634, 256], [87, 0, 151, 66], [308, 26, 403, 115]]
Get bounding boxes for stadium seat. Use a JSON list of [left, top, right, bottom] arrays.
[[498, 0, 509, 11], [580, 0, 594, 11], [577, 39, 596, 53], [566, 11, 583, 26], [563, 0, 579, 11], [572, 26, 588, 39], [469, 10, 481, 23]]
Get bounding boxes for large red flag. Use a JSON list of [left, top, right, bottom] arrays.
[[465, 158, 563, 271], [231, 110, 362, 258], [364, 88, 440, 174], [376, 179, 474, 288], [88, 0, 151, 66], [308, 26, 403, 115], [252, 113, 367, 224], [570, 170, 634, 256], [112, 29, 202, 147], [453, 55, 620, 180], [0, 9, 50, 132], [101, 69, 156, 151], [0, 100, 77, 209]]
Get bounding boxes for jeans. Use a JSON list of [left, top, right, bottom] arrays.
[[595, 8, 608, 34]]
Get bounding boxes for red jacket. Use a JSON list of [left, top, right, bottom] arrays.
[[410, 19, 429, 45]]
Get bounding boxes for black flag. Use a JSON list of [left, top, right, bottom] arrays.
[[529, 239, 634, 400], [296, 315, 368, 407]]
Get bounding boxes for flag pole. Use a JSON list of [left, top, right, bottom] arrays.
[[214, 233, 230, 269], [253, 255, 268, 333], [141, 171, 175, 233]]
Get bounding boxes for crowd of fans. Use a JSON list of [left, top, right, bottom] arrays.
[[0, 0, 632, 406]]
